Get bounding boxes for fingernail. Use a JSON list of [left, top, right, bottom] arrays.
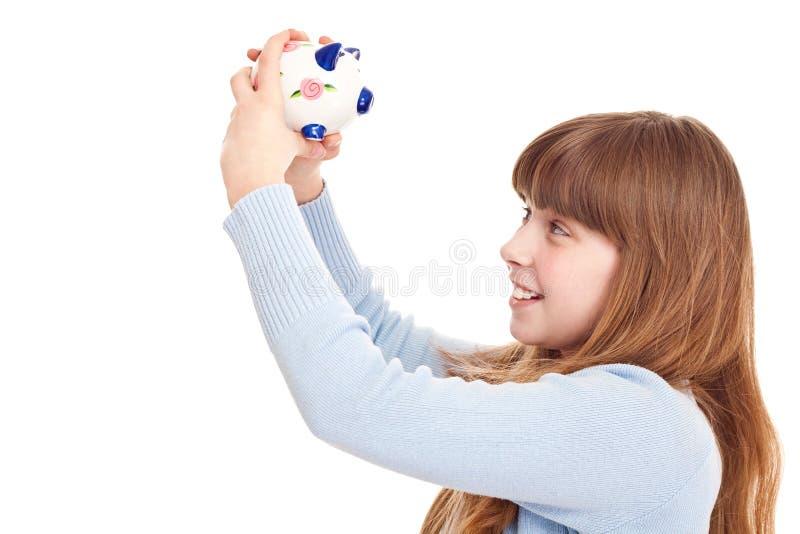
[[328, 139, 341, 147]]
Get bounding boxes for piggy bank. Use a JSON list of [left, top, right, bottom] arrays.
[[250, 40, 374, 140]]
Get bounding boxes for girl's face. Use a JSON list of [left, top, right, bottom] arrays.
[[500, 203, 621, 355]]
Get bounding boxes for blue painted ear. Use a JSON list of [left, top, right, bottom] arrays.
[[315, 42, 343, 71], [357, 86, 373, 114], [344, 47, 360, 60], [301, 123, 327, 141]]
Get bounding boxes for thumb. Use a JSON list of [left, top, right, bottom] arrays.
[[297, 135, 327, 159]]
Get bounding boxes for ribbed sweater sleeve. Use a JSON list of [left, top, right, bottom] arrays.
[[296, 178, 495, 378], [222, 182, 717, 529]]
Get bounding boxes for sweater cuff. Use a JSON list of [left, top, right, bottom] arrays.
[[222, 183, 344, 341], [296, 178, 371, 303]]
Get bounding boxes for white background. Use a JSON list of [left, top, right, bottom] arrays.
[[1, 0, 797, 532]]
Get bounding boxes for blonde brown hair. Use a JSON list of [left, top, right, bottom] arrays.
[[419, 111, 782, 533]]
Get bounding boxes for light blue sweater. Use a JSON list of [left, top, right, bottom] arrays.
[[222, 178, 722, 533]]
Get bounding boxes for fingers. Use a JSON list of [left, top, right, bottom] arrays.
[[236, 28, 314, 104], [323, 132, 342, 149], [247, 32, 327, 61], [229, 65, 254, 103], [255, 28, 307, 105], [289, 28, 310, 41], [254, 29, 290, 104]]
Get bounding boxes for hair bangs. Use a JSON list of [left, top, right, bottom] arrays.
[[512, 123, 635, 248]]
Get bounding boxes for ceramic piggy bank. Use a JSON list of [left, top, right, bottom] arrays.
[[250, 40, 374, 140]]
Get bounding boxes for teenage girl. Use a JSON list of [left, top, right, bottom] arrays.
[[220, 28, 782, 534]]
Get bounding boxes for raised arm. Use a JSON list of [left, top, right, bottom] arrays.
[[296, 178, 495, 378], [222, 183, 721, 530]]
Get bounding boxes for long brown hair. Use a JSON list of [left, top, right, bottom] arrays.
[[419, 111, 783, 533]]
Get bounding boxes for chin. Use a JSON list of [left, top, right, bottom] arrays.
[[509, 325, 540, 346]]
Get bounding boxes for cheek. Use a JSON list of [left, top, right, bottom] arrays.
[[571, 257, 616, 313], [538, 253, 564, 284], [546, 253, 582, 297], [556, 259, 605, 313]]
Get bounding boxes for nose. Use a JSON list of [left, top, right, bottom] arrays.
[[500, 225, 538, 272]]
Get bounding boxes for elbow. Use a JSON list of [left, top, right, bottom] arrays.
[[299, 401, 356, 446]]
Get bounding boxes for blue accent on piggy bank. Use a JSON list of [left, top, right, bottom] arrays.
[[301, 123, 327, 140], [357, 87, 374, 115], [344, 47, 361, 60], [315, 42, 343, 71]]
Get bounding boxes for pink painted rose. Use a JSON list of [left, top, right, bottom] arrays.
[[300, 77, 323, 100], [283, 42, 299, 52]]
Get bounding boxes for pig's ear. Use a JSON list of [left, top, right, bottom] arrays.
[[344, 47, 360, 60], [315, 42, 343, 71]]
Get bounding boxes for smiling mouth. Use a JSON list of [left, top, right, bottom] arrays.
[[511, 283, 543, 299], [511, 286, 544, 301]]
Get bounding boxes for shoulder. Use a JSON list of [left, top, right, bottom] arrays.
[[511, 362, 720, 514], [566, 362, 718, 454]]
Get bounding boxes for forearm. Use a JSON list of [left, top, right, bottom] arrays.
[[221, 186, 715, 516], [295, 178, 493, 377]]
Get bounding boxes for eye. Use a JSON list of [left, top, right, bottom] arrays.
[[550, 222, 568, 236], [550, 221, 569, 236], [520, 206, 569, 237]]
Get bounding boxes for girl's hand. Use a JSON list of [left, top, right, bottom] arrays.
[[246, 32, 344, 205], [221, 28, 330, 209]]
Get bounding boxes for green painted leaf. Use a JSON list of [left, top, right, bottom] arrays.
[[324, 84, 338, 92], [290, 90, 301, 99]]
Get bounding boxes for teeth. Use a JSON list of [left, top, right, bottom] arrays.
[[512, 285, 540, 299]]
